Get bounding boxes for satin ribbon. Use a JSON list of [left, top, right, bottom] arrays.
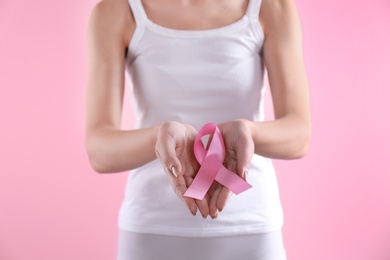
[[183, 123, 252, 200]]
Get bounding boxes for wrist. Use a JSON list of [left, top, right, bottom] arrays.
[[153, 123, 164, 152], [243, 119, 256, 142], [219, 118, 255, 144], [232, 118, 255, 140]]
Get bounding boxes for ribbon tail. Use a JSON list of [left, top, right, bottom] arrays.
[[183, 155, 221, 200], [215, 167, 252, 195]]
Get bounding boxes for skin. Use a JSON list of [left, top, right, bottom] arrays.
[[85, 0, 311, 219]]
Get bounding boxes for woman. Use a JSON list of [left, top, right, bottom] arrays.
[[85, 0, 311, 259]]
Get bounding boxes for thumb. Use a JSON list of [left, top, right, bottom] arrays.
[[155, 136, 182, 178], [235, 138, 254, 180]]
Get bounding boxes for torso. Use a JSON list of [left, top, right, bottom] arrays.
[[123, 0, 250, 51], [118, 0, 284, 237]]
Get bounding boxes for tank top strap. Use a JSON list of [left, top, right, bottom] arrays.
[[127, 0, 147, 58], [128, 0, 147, 26], [246, 0, 262, 20]]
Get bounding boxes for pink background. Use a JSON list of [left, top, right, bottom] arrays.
[[0, 0, 389, 259]]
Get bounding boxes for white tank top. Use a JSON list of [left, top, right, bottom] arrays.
[[119, 0, 284, 237]]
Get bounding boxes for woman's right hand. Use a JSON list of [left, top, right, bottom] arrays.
[[155, 121, 210, 218]]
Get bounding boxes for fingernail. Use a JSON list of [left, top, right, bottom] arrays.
[[244, 171, 248, 181], [188, 208, 196, 216], [170, 166, 178, 177]]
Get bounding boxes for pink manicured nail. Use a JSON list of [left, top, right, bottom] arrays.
[[170, 166, 178, 177], [244, 171, 248, 181]]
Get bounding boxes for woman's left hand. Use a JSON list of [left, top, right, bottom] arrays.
[[207, 119, 255, 218]]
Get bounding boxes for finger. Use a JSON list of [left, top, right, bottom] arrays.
[[207, 181, 218, 196], [216, 186, 233, 212], [235, 138, 254, 178], [209, 182, 222, 219], [184, 176, 209, 218], [170, 166, 178, 178], [155, 135, 182, 174], [156, 150, 180, 181], [195, 197, 210, 219], [183, 197, 198, 217], [166, 165, 198, 216], [174, 181, 197, 216], [226, 157, 238, 177], [206, 151, 235, 215], [206, 182, 218, 218]]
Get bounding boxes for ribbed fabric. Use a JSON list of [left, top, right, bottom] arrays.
[[119, 0, 284, 237], [117, 229, 287, 260]]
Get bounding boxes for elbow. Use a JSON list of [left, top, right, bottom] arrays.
[[87, 154, 110, 173], [289, 124, 312, 159], [292, 140, 310, 159], [287, 121, 311, 160], [86, 150, 110, 174], [85, 138, 111, 174]]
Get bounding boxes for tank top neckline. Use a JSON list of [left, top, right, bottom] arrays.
[[135, 0, 253, 37]]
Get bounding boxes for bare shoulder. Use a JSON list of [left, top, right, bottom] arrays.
[[88, 0, 135, 46], [260, 0, 301, 36]]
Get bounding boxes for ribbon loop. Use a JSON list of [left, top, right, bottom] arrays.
[[183, 123, 252, 200]]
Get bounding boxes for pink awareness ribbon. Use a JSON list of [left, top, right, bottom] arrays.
[[183, 123, 252, 200]]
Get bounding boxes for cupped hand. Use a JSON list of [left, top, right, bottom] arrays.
[[207, 119, 255, 218], [155, 121, 210, 218]]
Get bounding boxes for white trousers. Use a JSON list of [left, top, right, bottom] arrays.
[[117, 229, 287, 260]]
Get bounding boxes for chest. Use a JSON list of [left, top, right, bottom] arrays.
[[141, 0, 249, 30]]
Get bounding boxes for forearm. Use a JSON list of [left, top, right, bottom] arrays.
[[248, 115, 311, 160], [85, 126, 159, 173]]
